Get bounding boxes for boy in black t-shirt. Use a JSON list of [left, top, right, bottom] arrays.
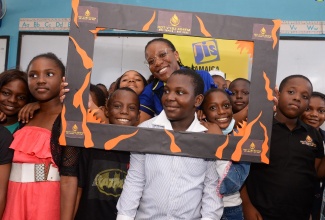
[[61, 87, 140, 220], [242, 75, 324, 220]]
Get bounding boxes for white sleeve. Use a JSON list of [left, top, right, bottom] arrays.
[[116, 153, 146, 219], [200, 160, 224, 219], [116, 214, 134, 220]]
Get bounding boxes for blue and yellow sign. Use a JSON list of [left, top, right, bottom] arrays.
[[192, 39, 220, 64], [164, 35, 254, 81]]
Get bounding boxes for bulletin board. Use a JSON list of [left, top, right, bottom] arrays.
[[18, 34, 325, 95], [0, 35, 9, 72], [17, 31, 161, 87], [277, 37, 325, 95]]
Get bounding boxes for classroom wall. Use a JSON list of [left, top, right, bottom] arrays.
[[1, 0, 325, 69]]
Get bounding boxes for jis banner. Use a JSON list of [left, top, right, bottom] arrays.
[[164, 34, 254, 81]]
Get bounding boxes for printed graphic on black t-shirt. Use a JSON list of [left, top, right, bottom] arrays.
[[75, 149, 130, 220], [88, 160, 127, 200]]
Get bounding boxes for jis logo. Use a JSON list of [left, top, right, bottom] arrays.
[[192, 40, 220, 64]]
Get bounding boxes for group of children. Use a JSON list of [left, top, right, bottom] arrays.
[[0, 37, 324, 220]]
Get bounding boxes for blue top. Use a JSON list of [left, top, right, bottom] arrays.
[[139, 68, 217, 117], [5, 121, 20, 134], [218, 119, 250, 196]]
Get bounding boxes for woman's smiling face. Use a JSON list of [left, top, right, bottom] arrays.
[[145, 41, 180, 82]]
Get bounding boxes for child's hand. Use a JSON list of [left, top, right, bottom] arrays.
[[87, 98, 109, 124], [94, 107, 109, 124], [18, 102, 40, 123], [243, 202, 263, 220], [0, 111, 6, 122], [197, 109, 206, 121], [87, 108, 108, 124], [233, 105, 248, 127], [197, 110, 222, 134], [273, 86, 279, 112], [200, 120, 222, 135], [60, 77, 70, 103]]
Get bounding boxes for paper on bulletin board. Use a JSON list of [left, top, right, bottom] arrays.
[[164, 34, 254, 81], [0, 37, 8, 72]]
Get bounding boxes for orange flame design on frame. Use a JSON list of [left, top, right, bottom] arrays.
[[164, 129, 182, 153], [71, 0, 79, 27], [90, 28, 107, 39], [142, 11, 156, 31], [69, 36, 93, 69], [231, 112, 262, 161], [259, 121, 270, 164], [59, 104, 67, 145], [272, 20, 281, 49], [73, 71, 94, 148], [233, 121, 247, 137], [104, 130, 139, 150], [195, 15, 211, 37], [215, 135, 229, 159], [263, 72, 274, 101], [235, 41, 254, 58], [86, 109, 105, 124]]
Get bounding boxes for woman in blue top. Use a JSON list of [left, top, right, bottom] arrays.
[[139, 38, 216, 123]]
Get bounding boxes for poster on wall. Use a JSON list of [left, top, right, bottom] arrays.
[[164, 34, 253, 81], [0, 36, 9, 72]]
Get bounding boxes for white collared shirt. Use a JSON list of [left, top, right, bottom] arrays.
[[117, 111, 223, 220]]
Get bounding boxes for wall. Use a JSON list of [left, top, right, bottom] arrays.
[[1, 0, 325, 69], [17, 34, 159, 87]]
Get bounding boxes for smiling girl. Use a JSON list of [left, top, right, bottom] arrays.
[[2, 53, 66, 220], [115, 70, 148, 96], [0, 70, 30, 218], [201, 88, 250, 220], [0, 69, 30, 133]]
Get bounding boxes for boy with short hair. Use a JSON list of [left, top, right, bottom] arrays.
[[242, 75, 324, 220], [228, 78, 250, 127], [228, 78, 250, 114], [61, 87, 141, 220], [116, 68, 223, 220]]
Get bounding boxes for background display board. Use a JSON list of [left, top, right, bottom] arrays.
[[0, 36, 9, 72], [18, 34, 325, 96]]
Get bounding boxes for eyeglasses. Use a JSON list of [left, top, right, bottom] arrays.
[[144, 48, 172, 67]]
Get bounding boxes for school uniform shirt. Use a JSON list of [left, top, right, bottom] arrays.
[[318, 128, 325, 220], [321, 129, 325, 151], [246, 118, 324, 220], [139, 68, 216, 117], [116, 111, 223, 220], [0, 125, 13, 165]]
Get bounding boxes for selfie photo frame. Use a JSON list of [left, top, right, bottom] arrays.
[[60, 0, 281, 163]]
